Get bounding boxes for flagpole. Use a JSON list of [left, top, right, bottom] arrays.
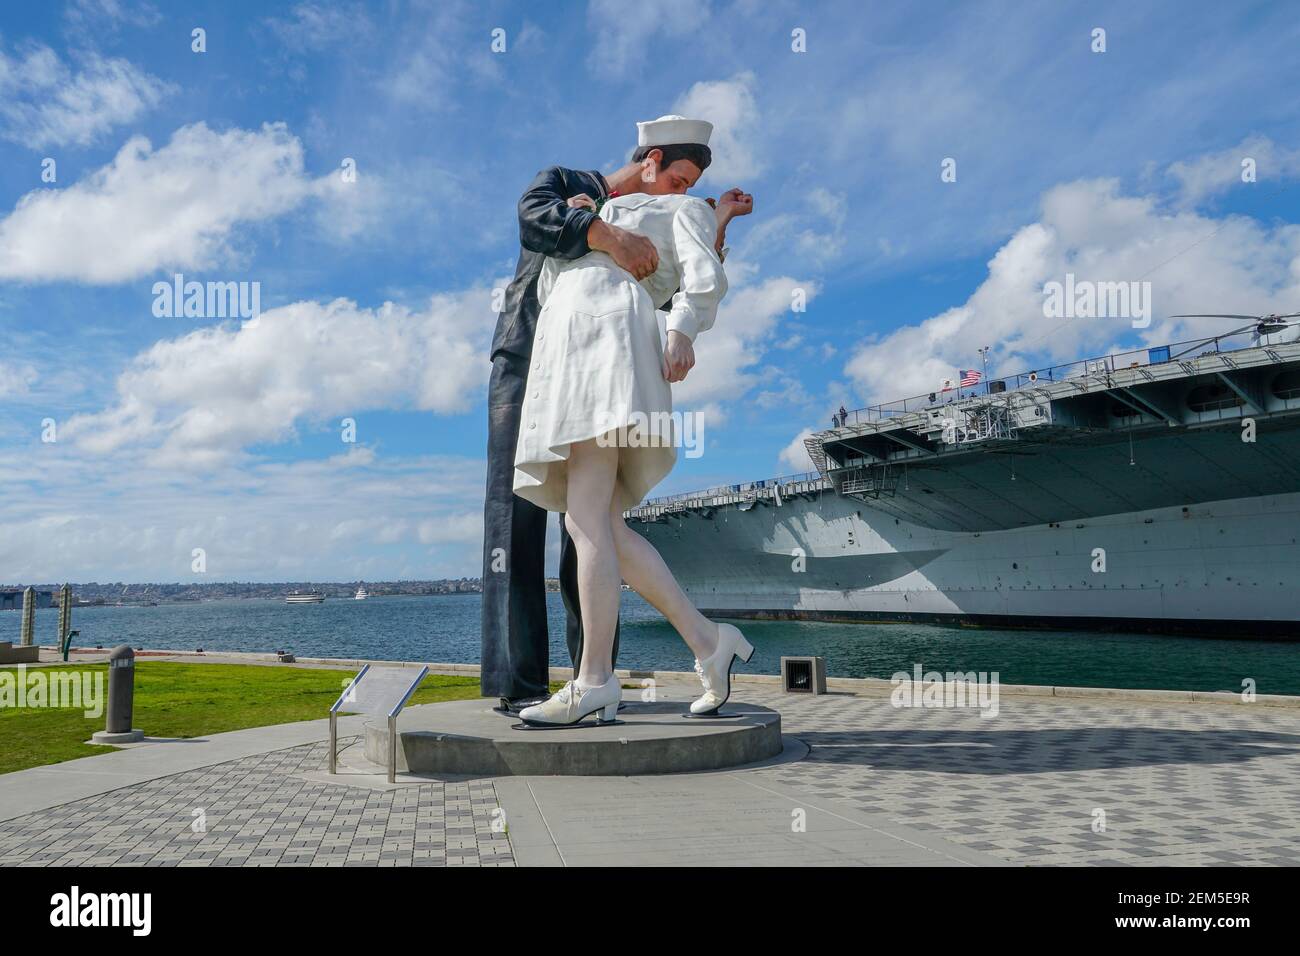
[[978, 346, 990, 395]]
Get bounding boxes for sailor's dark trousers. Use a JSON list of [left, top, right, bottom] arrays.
[[480, 350, 620, 699]]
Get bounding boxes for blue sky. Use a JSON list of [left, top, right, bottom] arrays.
[[2, 0, 1299, 583]]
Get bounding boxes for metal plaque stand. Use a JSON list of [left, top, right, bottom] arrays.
[[328, 664, 428, 783]]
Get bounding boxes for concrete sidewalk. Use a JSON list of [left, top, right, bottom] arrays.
[[0, 711, 373, 824], [494, 769, 1002, 866]]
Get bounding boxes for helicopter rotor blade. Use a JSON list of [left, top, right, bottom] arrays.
[[1170, 314, 1263, 320]]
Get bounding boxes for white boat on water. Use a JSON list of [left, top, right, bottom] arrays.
[[354, 586, 369, 600], [286, 590, 325, 604]]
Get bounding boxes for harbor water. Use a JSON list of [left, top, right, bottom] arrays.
[[4, 592, 1299, 695]]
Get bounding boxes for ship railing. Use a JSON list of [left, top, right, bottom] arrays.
[[625, 469, 831, 518], [836, 326, 1268, 426]]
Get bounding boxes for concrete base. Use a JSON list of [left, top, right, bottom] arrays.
[[91, 729, 145, 744], [0, 643, 40, 664], [364, 697, 783, 776]]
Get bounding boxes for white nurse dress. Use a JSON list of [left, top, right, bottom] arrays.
[[512, 192, 727, 513]]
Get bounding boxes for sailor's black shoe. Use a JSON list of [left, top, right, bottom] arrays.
[[496, 695, 548, 716]]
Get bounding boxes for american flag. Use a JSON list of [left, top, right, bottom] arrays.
[[960, 369, 982, 387]]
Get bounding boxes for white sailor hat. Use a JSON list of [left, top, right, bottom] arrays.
[[636, 114, 713, 148]]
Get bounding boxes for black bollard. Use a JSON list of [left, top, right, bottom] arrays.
[[103, 645, 140, 739]]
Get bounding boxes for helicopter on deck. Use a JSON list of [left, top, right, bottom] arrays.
[[1172, 311, 1300, 347]]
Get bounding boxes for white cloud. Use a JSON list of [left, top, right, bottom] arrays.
[[587, 0, 711, 77], [0, 444, 488, 582], [63, 285, 501, 467], [778, 427, 816, 473], [753, 369, 813, 410], [0, 122, 363, 283], [844, 176, 1300, 405], [382, 0, 500, 106], [64, 0, 162, 35], [0, 43, 170, 149], [673, 274, 815, 410], [672, 72, 762, 185], [741, 186, 845, 267], [416, 512, 482, 546], [312, 163, 391, 241], [59, 266, 799, 474], [264, 1, 372, 50], [0, 362, 38, 397], [1165, 136, 1300, 206]]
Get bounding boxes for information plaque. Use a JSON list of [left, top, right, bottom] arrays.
[[328, 664, 429, 782]]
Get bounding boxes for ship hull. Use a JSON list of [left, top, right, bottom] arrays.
[[631, 491, 1300, 639]]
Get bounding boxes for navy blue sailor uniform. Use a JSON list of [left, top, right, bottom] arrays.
[[480, 165, 623, 700]]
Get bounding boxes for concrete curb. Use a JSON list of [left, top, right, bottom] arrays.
[[45, 646, 1300, 710]]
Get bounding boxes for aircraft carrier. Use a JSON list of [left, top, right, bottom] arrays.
[[626, 325, 1300, 638]]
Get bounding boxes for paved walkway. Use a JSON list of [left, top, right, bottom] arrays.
[[753, 685, 1300, 866], [0, 740, 509, 867], [2, 676, 1299, 866]]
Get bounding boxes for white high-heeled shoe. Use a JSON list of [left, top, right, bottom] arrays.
[[518, 675, 621, 726], [690, 622, 755, 715]]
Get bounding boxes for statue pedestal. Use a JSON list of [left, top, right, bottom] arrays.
[[363, 698, 783, 776]]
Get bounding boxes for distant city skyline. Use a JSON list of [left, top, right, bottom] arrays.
[[0, 579, 506, 616]]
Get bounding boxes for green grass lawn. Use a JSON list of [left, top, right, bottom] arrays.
[[0, 661, 497, 776]]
